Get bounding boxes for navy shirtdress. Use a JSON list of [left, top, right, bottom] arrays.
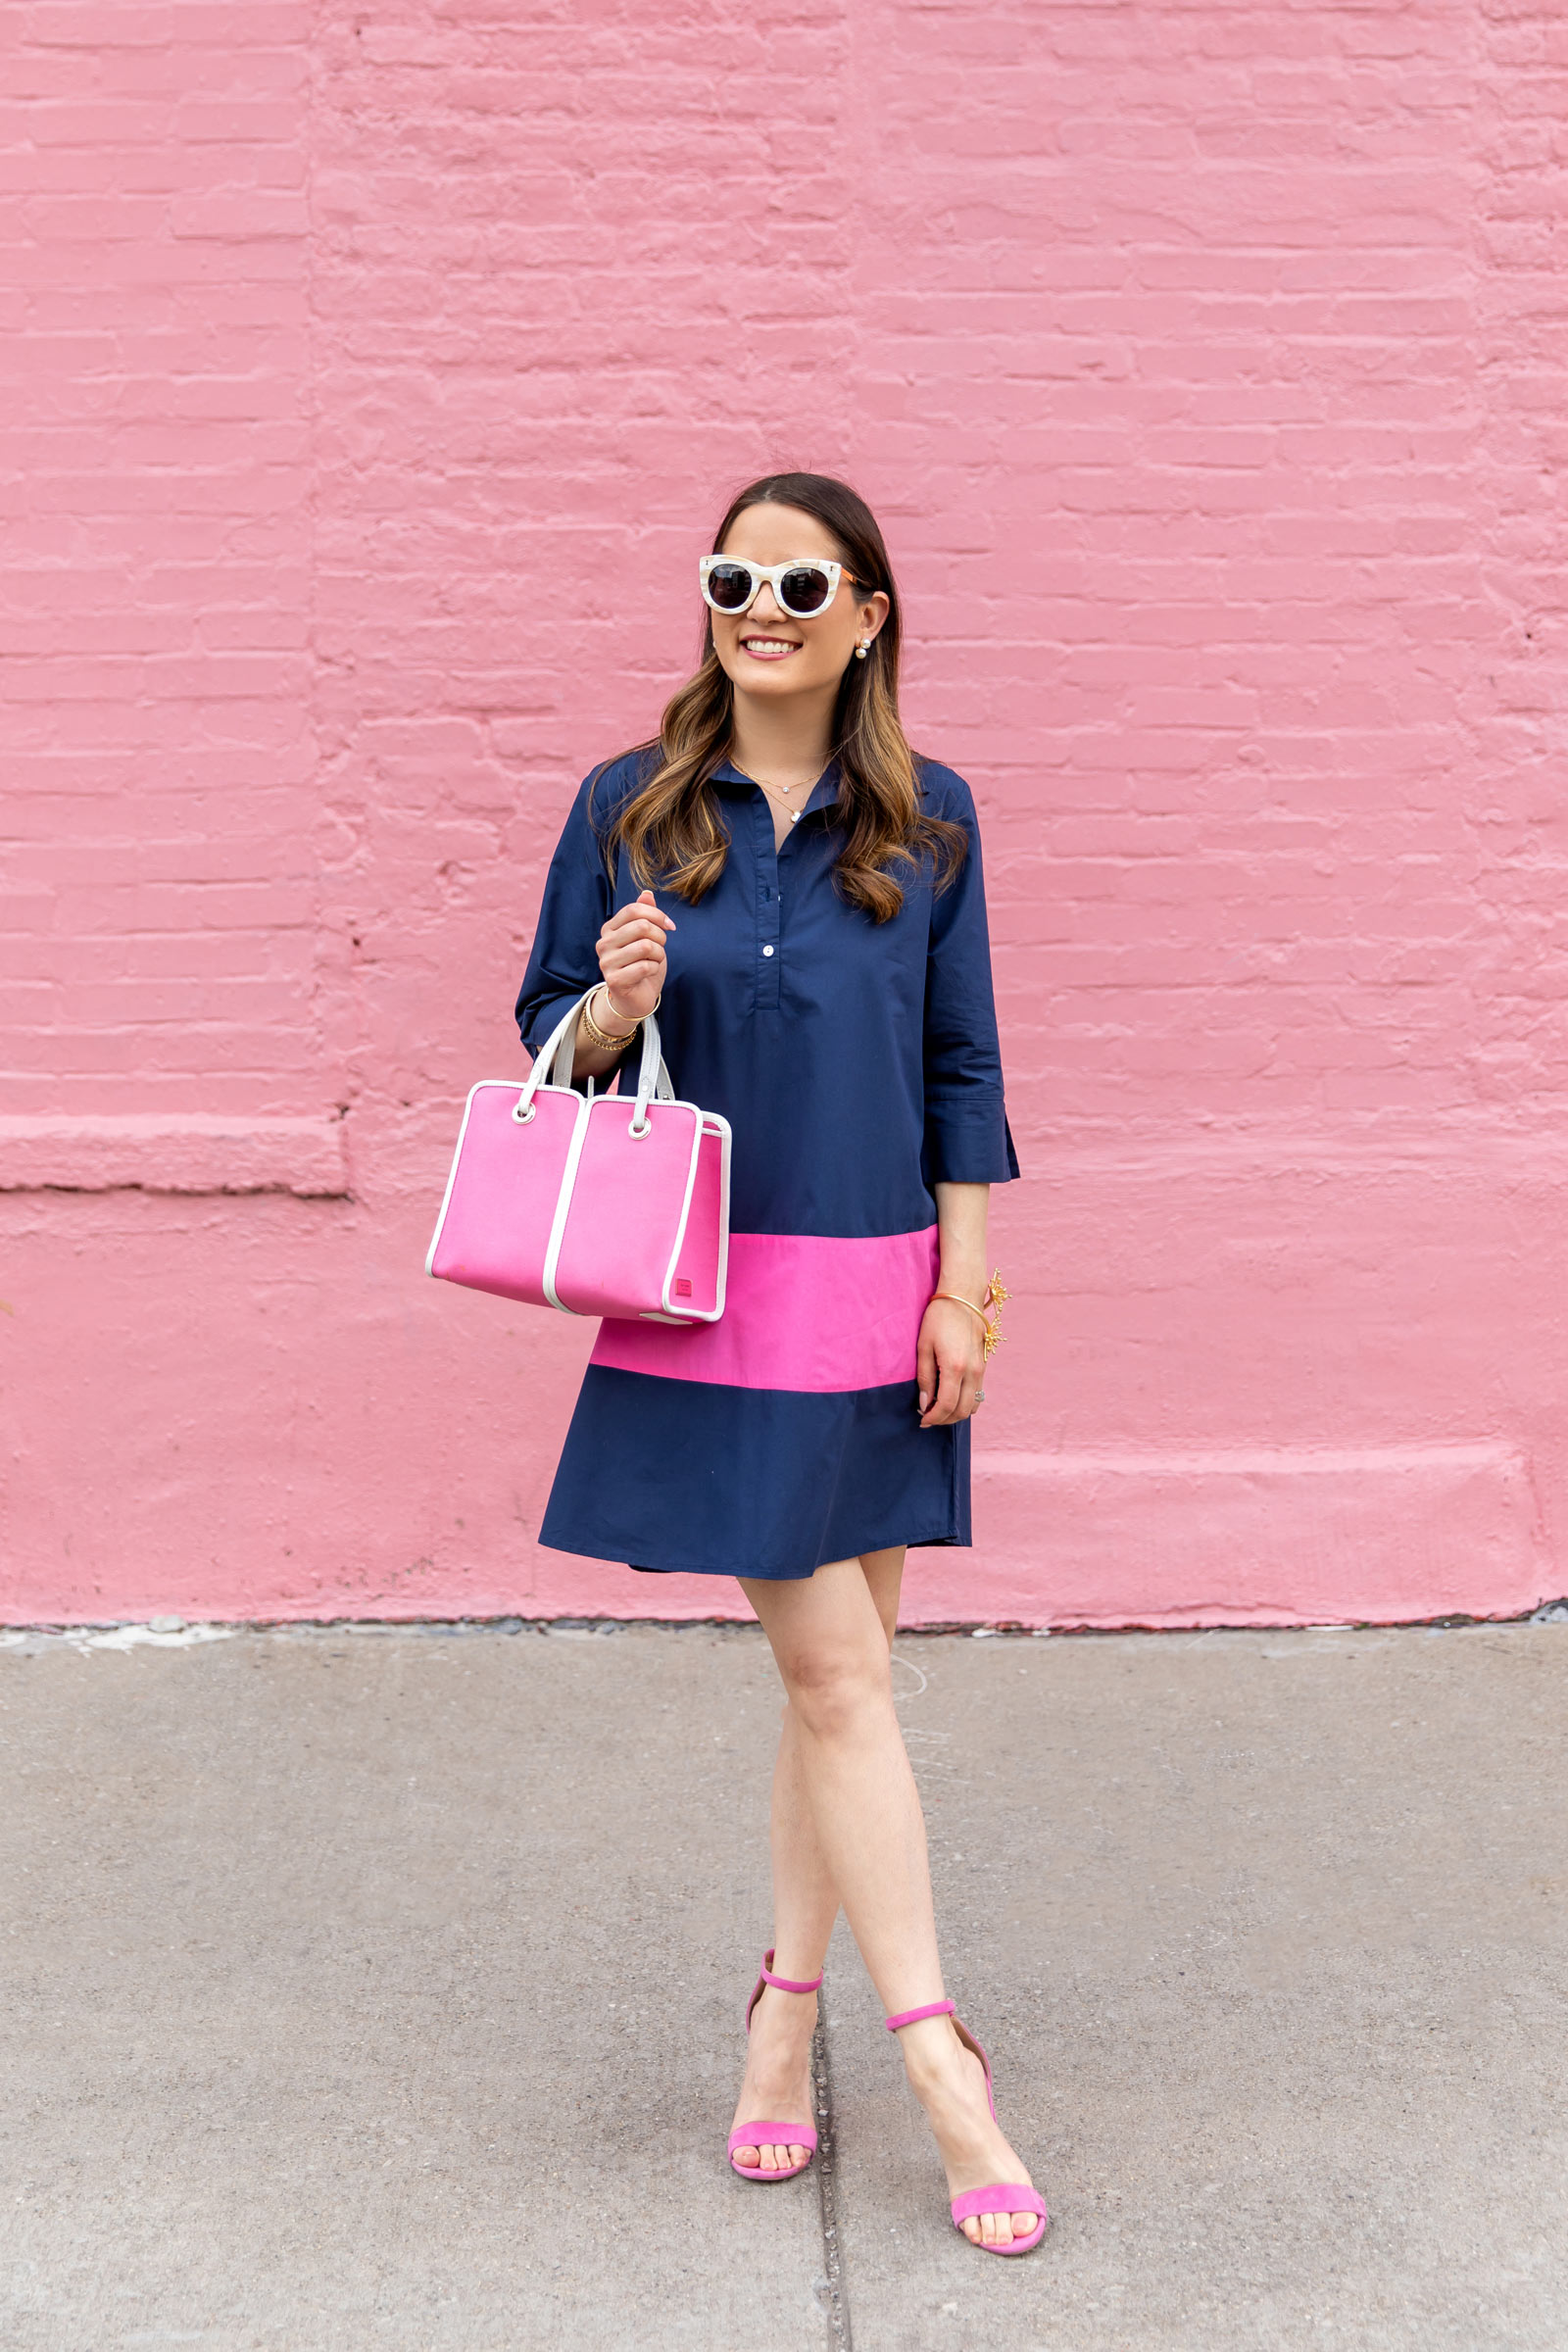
[[514, 752, 1018, 1580]]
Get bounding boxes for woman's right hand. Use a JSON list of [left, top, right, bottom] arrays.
[[595, 888, 674, 1024]]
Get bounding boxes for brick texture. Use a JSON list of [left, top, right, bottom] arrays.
[[1, 0, 317, 1116], [1, 2, 1563, 1623]]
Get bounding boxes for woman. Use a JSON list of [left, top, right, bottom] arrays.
[[514, 473, 1045, 2255]]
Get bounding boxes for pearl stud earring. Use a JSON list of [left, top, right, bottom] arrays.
[[855, 640, 869, 660]]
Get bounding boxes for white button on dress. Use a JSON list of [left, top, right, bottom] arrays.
[[761, 945, 774, 957]]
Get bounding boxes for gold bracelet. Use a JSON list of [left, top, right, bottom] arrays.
[[930, 1270, 1011, 1360], [580, 988, 641, 1054]]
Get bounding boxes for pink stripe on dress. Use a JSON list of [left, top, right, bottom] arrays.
[[590, 1226, 940, 1394]]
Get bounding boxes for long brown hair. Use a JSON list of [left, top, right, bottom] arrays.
[[606, 472, 966, 922]]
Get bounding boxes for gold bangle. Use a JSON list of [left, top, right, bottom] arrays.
[[580, 989, 640, 1054], [931, 1270, 1010, 1360]]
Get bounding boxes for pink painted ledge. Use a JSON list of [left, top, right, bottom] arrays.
[[921, 1443, 1551, 1630], [11, 1444, 1545, 1634], [0, 1115, 349, 1198]]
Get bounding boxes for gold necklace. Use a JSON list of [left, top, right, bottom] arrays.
[[732, 758, 819, 801]]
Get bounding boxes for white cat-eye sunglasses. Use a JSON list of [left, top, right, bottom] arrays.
[[699, 554, 866, 620]]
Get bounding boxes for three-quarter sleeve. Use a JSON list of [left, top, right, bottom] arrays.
[[513, 767, 620, 1061], [921, 777, 1020, 1186]]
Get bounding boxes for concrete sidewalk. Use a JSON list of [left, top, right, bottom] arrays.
[[1, 1618, 1565, 2351]]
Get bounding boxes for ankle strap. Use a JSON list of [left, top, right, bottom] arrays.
[[760, 1948, 824, 1996], [885, 1998, 956, 2033]]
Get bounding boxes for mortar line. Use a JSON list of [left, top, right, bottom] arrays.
[[812, 1999, 854, 2351]]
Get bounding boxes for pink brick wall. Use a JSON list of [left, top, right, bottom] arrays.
[[3, 1, 1562, 1626]]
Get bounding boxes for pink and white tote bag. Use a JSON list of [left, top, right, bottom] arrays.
[[425, 991, 731, 1324]]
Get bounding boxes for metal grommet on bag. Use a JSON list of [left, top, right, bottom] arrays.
[[512, 1100, 537, 1124]]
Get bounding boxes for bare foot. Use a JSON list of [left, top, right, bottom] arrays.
[[900, 2017, 1042, 2248], [729, 1979, 817, 2176]]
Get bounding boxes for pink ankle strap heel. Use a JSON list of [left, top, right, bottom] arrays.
[[884, 1999, 956, 2030], [747, 1948, 824, 2024], [728, 1947, 822, 2184], [885, 1999, 1050, 2256]]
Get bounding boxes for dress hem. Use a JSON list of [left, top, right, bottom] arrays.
[[538, 1525, 969, 1582]]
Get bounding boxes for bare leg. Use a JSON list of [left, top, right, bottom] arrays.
[[729, 1549, 904, 2175], [738, 1556, 1037, 2247], [768, 1546, 904, 1960]]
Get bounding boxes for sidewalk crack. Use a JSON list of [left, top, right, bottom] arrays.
[[812, 1997, 853, 2351]]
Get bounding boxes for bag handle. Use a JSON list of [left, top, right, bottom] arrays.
[[514, 989, 674, 1124], [628, 1003, 674, 1133]]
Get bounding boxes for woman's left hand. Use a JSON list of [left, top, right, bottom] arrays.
[[915, 1298, 987, 1428]]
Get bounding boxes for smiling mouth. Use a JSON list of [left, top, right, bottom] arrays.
[[739, 635, 801, 659]]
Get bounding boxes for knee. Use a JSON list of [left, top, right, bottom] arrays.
[[784, 1646, 892, 1742]]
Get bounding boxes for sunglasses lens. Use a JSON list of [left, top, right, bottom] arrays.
[[705, 562, 755, 611], [779, 564, 833, 614]]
